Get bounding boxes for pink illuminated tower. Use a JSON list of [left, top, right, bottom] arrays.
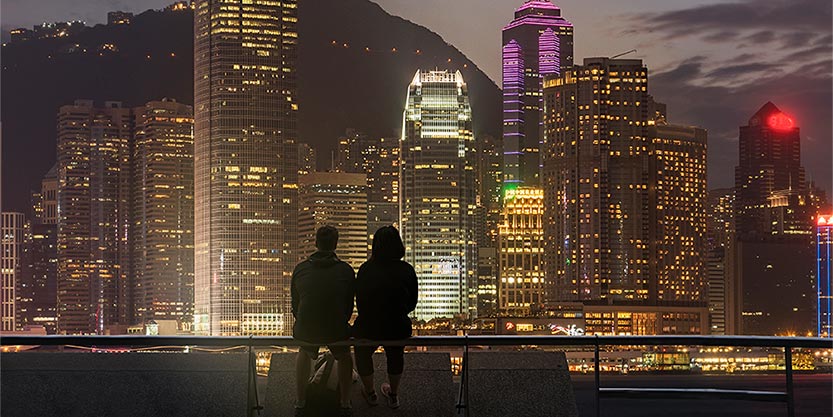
[[502, 1, 573, 187]]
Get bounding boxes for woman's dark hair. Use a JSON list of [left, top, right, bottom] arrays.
[[371, 226, 405, 261]]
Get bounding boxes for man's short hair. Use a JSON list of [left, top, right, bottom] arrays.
[[315, 225, 339, 251]]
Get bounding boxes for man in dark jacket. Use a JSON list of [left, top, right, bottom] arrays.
[[291, 226, 355, 417]]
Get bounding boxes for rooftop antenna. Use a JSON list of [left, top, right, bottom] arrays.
[[610, 49, 637, 59]]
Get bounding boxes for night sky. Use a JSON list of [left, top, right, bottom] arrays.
[[2, 0, 831, 195]]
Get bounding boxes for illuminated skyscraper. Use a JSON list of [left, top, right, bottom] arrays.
[[401, 70, 477, 320], [734, 103, 816, 335], [648, 123, 707, 304], [2, 212, 24, 331], [194, 0, 299, 336], [18, 222, 58, 334], [298, 143, 316, 176], [299, 172, 368, 270], [817, 215, 832, 337], [132, 99, 194, 330], [542, 58, 650, 303], [498, 187, 545, 315], [332, 130, 400, 244], [335, 129, 374, 174], [476, 135, 503, 317], [56, 100, 132, 334], [502, 1, 573, 186], [366, 136, 400, 241], [18, 167, 60, 333], [29, 165, 57, 225], [735, 102, 807, 241], [706, 189, 739, 335]]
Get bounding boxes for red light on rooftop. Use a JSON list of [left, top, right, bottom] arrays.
[[768, 113, 794, 130], [819, 215, 833, 226]]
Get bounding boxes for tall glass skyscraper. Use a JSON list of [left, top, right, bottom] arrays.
[[2, 212, 24, 331], [132, 99, 194, 330], [56, 100, 132, 335], [194, 0, 299, 336], [542, 58, 650, 303], [401, 70, 477, 320], [498, 187, 545, 316], [734, 103, 817, 335], [502, 1, 573, 187], [818, 215, 832, 337]]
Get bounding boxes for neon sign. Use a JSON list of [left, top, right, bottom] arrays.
[[767, 113, 794, 130], [549, 323, 585, 336]]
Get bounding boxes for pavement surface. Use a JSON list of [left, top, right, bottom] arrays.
[[258, 373, 832, 417]]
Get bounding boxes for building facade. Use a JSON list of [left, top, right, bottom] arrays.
[[542, 58, 651, 304], [475, 134, 503, 317], [706, 188, 739, 335], [2, 213, 25, 331], [298, 172, 368, 270], [18, 222, 58, 334], [502, 0, 574, 186], [735, 102, 807, 241], [733, 103, 816, 335], [334, 131, 401, 243], [818, 215, 832, 337], [401, 70, 477, 320], [648, 123, 707, 303], [56, 100, 132, 334], [366, 136, 400, 239], [194, 0, 299, 336], [498, 187, 545, 315], [298, 143, 316, 176], [132, 99, 194, 331]]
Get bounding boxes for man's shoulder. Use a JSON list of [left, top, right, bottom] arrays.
[[292, 259, 311, 275], [337, 260, 356, 276]]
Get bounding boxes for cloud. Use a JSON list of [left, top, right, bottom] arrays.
[[784, 45, 833, 63], [701, 30, 740, 43], [634, 0, 831, 35], [704, 62, 778, 80]]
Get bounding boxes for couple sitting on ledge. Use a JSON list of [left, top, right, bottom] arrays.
[[291, 225, 418, 417]]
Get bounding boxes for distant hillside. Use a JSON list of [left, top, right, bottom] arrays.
[[0, 0, 501, 212]]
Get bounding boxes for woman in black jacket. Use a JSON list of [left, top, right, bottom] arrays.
[[353, 226, 418, 409]]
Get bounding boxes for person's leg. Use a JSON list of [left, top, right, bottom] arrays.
[[354, 345, 376, 394], [331, 346, 354, 408], [295, 347, 317, 408], [384, 345, 405, 394]]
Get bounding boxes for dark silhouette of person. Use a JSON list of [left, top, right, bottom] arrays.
[[291, 225, 355, 417], [353, 226, 418, 409]]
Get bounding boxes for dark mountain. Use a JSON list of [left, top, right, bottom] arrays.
[[0, 0, 501, 212]]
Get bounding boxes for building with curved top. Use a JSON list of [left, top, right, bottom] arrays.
[[401, 70, 477, 321]]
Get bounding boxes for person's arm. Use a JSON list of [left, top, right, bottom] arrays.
[[405, 263, 418, 313], [344, 264, 356, 318], [290, 266, 299, 318]]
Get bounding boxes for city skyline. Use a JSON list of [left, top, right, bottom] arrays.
[[2, 0, 830, 198], [0, 0, 830, 337]]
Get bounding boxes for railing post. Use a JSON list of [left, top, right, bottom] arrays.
[[247, 336, 263, 417], [456, 334, 469, 416], [785, 345, 794, 417], [595, 335, 601, 417]]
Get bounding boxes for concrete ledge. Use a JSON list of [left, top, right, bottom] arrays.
[[264, 351, 455, 417], [0, 352, 249, 417], [467, 351, 578, 417]]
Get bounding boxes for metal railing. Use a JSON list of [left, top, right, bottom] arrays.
[[2, 335, 830, 417]]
